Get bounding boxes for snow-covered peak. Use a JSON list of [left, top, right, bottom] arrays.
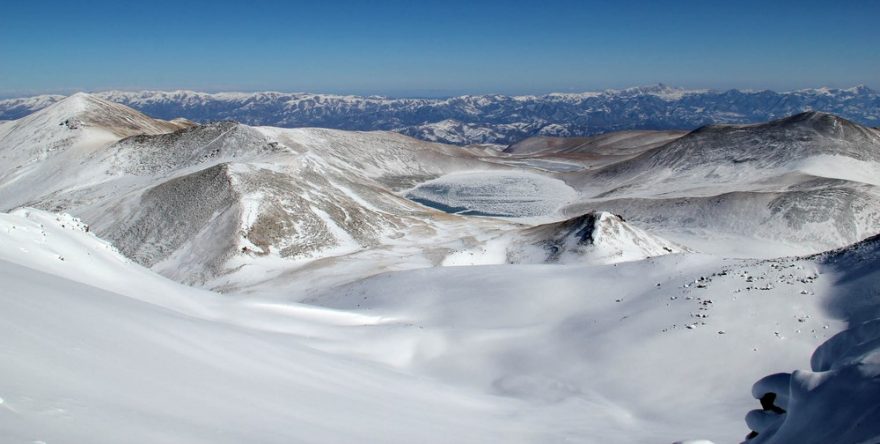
[[508, 211, 688, 264], [844, 84, 874, 94], [53, 91, 93, 112], [611, 83, 703, 100], [431, 211, 693, 267], [13, 92, 183, 137]]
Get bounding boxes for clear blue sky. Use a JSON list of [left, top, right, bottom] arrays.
[[1, 0, 878, 97]]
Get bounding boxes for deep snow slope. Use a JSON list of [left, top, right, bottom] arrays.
[[0, 209, 535, 444], [302, 246, 853, 443]]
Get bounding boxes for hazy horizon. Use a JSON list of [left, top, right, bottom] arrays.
[[2, 81, 879, 101]]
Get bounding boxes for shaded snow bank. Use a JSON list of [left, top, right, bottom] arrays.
[[744, 320, 880, 444], [743, 236, 880, 444]]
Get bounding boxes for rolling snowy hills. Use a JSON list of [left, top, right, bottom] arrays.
[[3, 93, 880, 282], [558, 112, 880, 256]]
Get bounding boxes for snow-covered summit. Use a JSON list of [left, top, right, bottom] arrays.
[[25, 92, 183, 137], [441, 211, 687, 266], [0, 92, 183, 159], [508, 211, 687, 264]]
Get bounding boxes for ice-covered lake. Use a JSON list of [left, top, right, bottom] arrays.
[[406, 171, 577, 217]]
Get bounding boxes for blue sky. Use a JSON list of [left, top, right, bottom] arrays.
[[1, 0, 878, 97]]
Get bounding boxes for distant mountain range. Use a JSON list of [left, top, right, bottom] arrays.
[[1, 84, 878, 145]]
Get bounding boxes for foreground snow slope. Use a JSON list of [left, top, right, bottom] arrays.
[[303, 250, 849, 443], [0, 209, 537, 444], [1, 209, 878, 443]]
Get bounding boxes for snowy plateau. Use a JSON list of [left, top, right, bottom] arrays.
[[0, 92, 879, 444]]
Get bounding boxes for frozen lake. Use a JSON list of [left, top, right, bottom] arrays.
[[406, 171, 577, 217]]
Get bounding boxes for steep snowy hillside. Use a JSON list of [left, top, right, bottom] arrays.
[[0, 92, 183, 158], [101, 121, 288, 176], [2, 84, 878, 145], [4, 95, 880, 282], [593, 112, 880, 185]]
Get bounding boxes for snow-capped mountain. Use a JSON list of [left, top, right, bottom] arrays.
[[1, 84, 878, 145]]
